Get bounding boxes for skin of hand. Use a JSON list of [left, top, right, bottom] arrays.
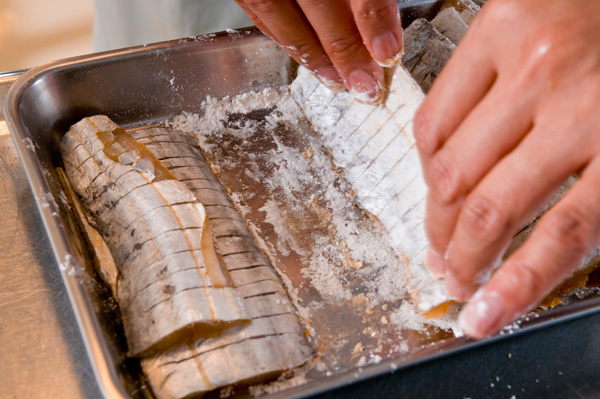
[[234, 0, 403, 103], [414, 0, 600, 338]]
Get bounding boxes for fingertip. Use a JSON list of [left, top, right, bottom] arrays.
[[372, 31, 403, 67], [347, 65, 385, 104], [350, 0, 403, 67], [314, 66, 345, 90], [445, 272, 477, 302], [459, 289, 504, 339], [425, 248, 447, 278]]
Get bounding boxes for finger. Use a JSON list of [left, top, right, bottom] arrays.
[[297, 0, 385, 103], [413, 16, 497, 158], [238, 0, 344, 90], [445, 120, 595, 301], [234, 0, 275, 39], [459, 157, 600, 338], [350, 0, 403, 67], [422, 77, 536, 269], [416, 20, 497, 266]]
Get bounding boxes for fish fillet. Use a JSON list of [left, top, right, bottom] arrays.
[[127, 126, 314, 399], [60, 116, 249, 356], [402, 18, 455, 93], [62, 119, 313, 398], [431, 7, 469, 44], [441, 0, 481, 25], [290, 65, 449, 315]]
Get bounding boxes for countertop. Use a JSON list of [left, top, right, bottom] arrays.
[[1, 72, 600, 399]]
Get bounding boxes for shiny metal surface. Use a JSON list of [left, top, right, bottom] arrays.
[[0, 73, 102, 399], [3, 2, 600, 398]]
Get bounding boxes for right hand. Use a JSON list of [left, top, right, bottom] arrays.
[[235, 0, 403, 104], [415, 0, 600, 338]]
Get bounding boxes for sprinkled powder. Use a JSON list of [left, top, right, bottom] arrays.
[[168, 83, 463, 393]]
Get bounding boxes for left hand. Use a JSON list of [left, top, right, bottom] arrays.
[[235, 0, 403, 103]]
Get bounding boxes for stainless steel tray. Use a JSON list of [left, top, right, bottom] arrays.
[[5, 1, 600, 398]]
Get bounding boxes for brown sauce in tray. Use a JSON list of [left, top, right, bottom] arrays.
[[98, 127, 176, 182]]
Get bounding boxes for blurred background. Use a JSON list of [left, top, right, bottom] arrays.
[[0, 0, 94, 71], [0, 0, 484, 73], [0, 0, 252, 72]]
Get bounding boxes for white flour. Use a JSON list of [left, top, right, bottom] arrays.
[[169, 84, 462, 388], [169, 87, 301, 140], [170, 86, 413, 304]]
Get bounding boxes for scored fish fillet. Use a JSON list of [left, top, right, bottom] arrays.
[[431, 7, 469, 44], [290, 65, 450, 316], [402, 18, 455, 93], [128, 126, 313, 399], [61, 116, 249, 356], [61, 118, 313, 398]]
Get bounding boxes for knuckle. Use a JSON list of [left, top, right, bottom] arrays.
[[429, 150, 462, 203], [461, 195, 508, 241], [243, 0, 278, 15], [541, 206, 598, 255], [520, 34, 563, 78], [510, 260, 550, 301], [353, 0, 397, 24], [413, 108, 438, 155], [326, 36, 364, 61]]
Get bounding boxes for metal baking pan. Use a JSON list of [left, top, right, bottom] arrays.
[[4, 1, 600, 398]]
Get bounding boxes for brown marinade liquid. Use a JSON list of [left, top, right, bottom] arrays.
[[98, 128, 176, 182], [97, 126, 233, 290]]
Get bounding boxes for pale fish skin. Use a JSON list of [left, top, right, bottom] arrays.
[[122, 126, 312, 398], [61, 116, 250, 356]]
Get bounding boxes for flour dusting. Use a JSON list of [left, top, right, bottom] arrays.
[[168, 83, 462, 395]]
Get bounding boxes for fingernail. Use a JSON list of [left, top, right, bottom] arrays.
[[445, 274, 469, 302], [372, 32, 402, 67], [425, 248, 447, 278], [348, 69, 382, 104], [314, 66, 344, 90], [459, 290, 504, 339]]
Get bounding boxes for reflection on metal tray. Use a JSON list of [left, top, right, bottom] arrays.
[[4, 1, 600, 398]]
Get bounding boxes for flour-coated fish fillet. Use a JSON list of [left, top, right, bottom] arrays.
[[291, 66, 450, 316]]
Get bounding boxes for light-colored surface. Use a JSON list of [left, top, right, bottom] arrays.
[[0, 0, 253, 71], [0, 0, 94, 71], [93, 0, 252, 51]]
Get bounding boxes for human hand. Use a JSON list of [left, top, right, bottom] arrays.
[[235, 0, 403, 103], [414, 0, 600, 338]]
